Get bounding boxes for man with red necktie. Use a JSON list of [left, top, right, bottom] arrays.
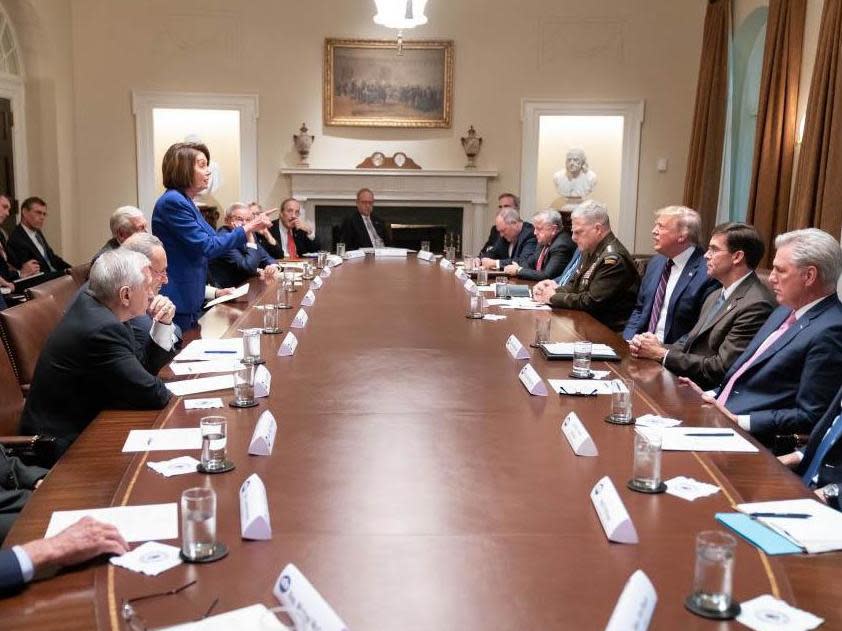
[[503, 209, 574, 281], [265, 198, 322, 259]]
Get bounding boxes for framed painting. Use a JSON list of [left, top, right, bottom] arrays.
[[324, 38, 453, 128]]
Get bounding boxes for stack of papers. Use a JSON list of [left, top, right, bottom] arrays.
[[166, 374, 235, 397], [45, 503, 178, 542], [540, 342, 619, 359], [173, 338, 243, 362], [548, 379, 614, 395], [665, 476, 720, 501], [487, 297, 551, 310], [736, 498, 842, 553], [170, 358, 238, 376], [635, 427, 759, 452]]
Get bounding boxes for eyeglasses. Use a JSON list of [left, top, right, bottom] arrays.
[[120, 580, 218, 630]]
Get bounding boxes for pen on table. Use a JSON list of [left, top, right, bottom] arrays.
[[557, 385, 569, 395], [205, 350, 237, 354], [749, 512, 812, 519], [684, 432, 735, 437]]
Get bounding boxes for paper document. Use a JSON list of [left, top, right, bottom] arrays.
[[122, 428, 202, 452], [489, 297, 551, 310], [549, 379, 613, 396], [374, 247, 409, 257], [166, 374, 234, 397], [169, 359, 239, 376], [45, 503, 178, 542], [736, 498, 842, 553], [635, 414, 682, 428], [110, 541, 182, 576], [204, 283, 249, 308], [184, 398, 224, 410], [173, 338, 243, 362], [635, 427, 759, 453], [159, 605, 288, 631]]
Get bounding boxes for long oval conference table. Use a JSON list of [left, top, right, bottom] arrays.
[[1, 256, 840, 630]]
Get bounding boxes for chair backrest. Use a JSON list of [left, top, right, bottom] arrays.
[[0, 294, 62, 387], [69, 261, 92, 286], [25, 274, 78, 313], [631, 254, 653, 278], [0, 341, 24, 434], [755, 267, 772, 293]]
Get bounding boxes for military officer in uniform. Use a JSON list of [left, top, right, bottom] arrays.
[[533, 200, 640, 331]]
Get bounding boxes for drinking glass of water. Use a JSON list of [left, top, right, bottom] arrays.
[[181, 487, 218, 561], [571, 341, 592, 378], [686, 531, 739, 618]]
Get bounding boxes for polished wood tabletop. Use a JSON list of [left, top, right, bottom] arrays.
[[1, 256, 839, 630]]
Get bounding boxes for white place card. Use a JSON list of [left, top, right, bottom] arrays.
[[518, 363, 548, 396], [440, 258, 454, 270], [604, 570, 657, 631], [463, 278, 478, 294], [274, 563, 349, 631], [506, 334, 530, 360], [311, 276, 323, 289], [254, 364, 271, 398], [301, 289, 316, 306], [454, 268, 468, 280], [249, 410, 277, 456], [277, 331, 298, 357], [561, 412, 598, 457], [590, 476, 638, 544], [240, 473, 272, 540], [291, 308, 309, 328], [417, 250, 436, 262], [319, 265, 332, 278], [343, 249, 365, 260]]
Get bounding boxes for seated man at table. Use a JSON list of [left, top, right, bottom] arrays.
[[6, 196, 71, 276], [265, 198, 321, 259], [503, 209, 574, 281], [532, 200, 639, 331], [1, 517, 128, 595], [208, 202, 278, 288], [92, 205, 148, 263], [0, 193, 41, 286], [623, 206, 718, 345], [479, 207, 537, 270], [478, 192, 519, 256], [629, 222, 775, 389], [19, 249, 174, 464], [339, 188, 389, 250], [686, 228, 842, 443], [0, 446, 48, 543], [778, 386, 842, 511]]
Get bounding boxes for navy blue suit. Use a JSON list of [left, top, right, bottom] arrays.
[[152, 189, 246, 329], [208, 226, 276, 289], [485, 222, 538, 267], [623, 247, 719, 344], [0, 548, 23, 594], [718, 295, 842, 438], [795, 386, 842, 485]]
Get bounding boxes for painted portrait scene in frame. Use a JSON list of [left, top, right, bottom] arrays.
[[324, 39, 453, 128]]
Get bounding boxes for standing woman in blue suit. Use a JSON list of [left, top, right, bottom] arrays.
[[152, 142, 270, 330]]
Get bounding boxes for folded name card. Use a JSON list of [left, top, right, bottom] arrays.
[[518, 363, 548, 396], [605, 570, 657, 631], [239, 473, 272, 540], [291, 308, 309, 328], [277, 331, 298, 357], [301, 289, 316, 306], [343, 249, 365, 260], [454, 268, 468, 280], [506, 334, 530, 360], [561, 412, 598, 457], [254, 364, 271, 398], [463, 278, 478, 294], [249, 410, 277, 456], [311, 276, 323, 290], [274, 563, 349, 631], [591, 476, 638, 544], [440, 258, 454, 270], [417, 250, 436, 262], [319, 266, 332, 278]]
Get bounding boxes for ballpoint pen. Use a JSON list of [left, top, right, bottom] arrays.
[[684, 432, 734, 437], [749, 512, 812, 519]]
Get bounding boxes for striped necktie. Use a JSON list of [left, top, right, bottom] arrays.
[[646, 259, 673, 332]]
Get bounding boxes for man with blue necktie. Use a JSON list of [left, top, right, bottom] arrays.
[[684, 228, 842, 443]]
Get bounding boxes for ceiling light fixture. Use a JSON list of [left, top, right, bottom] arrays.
[[373, 0, 428, 54]]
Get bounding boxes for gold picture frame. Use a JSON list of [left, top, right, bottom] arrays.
[[324, 38, 453, 128]]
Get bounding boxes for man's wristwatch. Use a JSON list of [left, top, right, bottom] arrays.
[[822, 483, 840, 509]]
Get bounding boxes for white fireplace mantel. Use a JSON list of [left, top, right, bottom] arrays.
[[280, 168, 498, 254]]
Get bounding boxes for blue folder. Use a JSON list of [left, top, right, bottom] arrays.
[[715, 513, 804, 555]]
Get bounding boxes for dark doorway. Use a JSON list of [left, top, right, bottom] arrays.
[[0, 98, 15, 235]]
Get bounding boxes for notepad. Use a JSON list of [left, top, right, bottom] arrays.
[[540, 342, 620, 361], [715, 513, 803, 555]]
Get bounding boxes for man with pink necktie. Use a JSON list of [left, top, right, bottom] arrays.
[[683, 228, 842, 444]]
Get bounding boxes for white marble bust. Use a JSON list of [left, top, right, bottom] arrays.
[[553, 148, 597, 206]]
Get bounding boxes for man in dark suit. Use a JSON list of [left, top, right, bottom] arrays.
[[19, 249, 174, 464], [623, 206, 719, 345], [6, 197, 71, 275], [479, 207, 538, 270], [685, 228, 842, 443], [338, 188, 389, 251], [91, 205, 147, 264], [1, 516, 127, 595], [630, 222, 776, 389], [478, 192, 520, 256], [0, 194, 40, 287], [503, 209, 575, 281], [262, 198, 322, 259], [208, 203, 278, 288]]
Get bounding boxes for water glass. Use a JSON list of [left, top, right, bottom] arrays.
[[610, 378, 634, 424], [533, 314, 551, 346], [276, 282, 292, 309], [476, 268, 489, 286], [283, 269, 298, 293], [181, 487, 217, 561], [420, 240, 431, 252], [336, 242, 346, 257], [572, 341, 593, 377], [200, 416, 227, 471], [233, 363, 256, 406], [687, 531, 738, 616], [463, 257, 477, 272], [262, 305, 280, 333], [302, 263, 315, 280], [631, 431, 663, 491], [466, 293, 486, 319], [373, 237, 385, 249], [316, 251, 328, 269], [241, 328, 262, 364]]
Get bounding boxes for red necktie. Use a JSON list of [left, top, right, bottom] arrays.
[[287, 229, 298, 258], [536, 246, 548, 271]]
